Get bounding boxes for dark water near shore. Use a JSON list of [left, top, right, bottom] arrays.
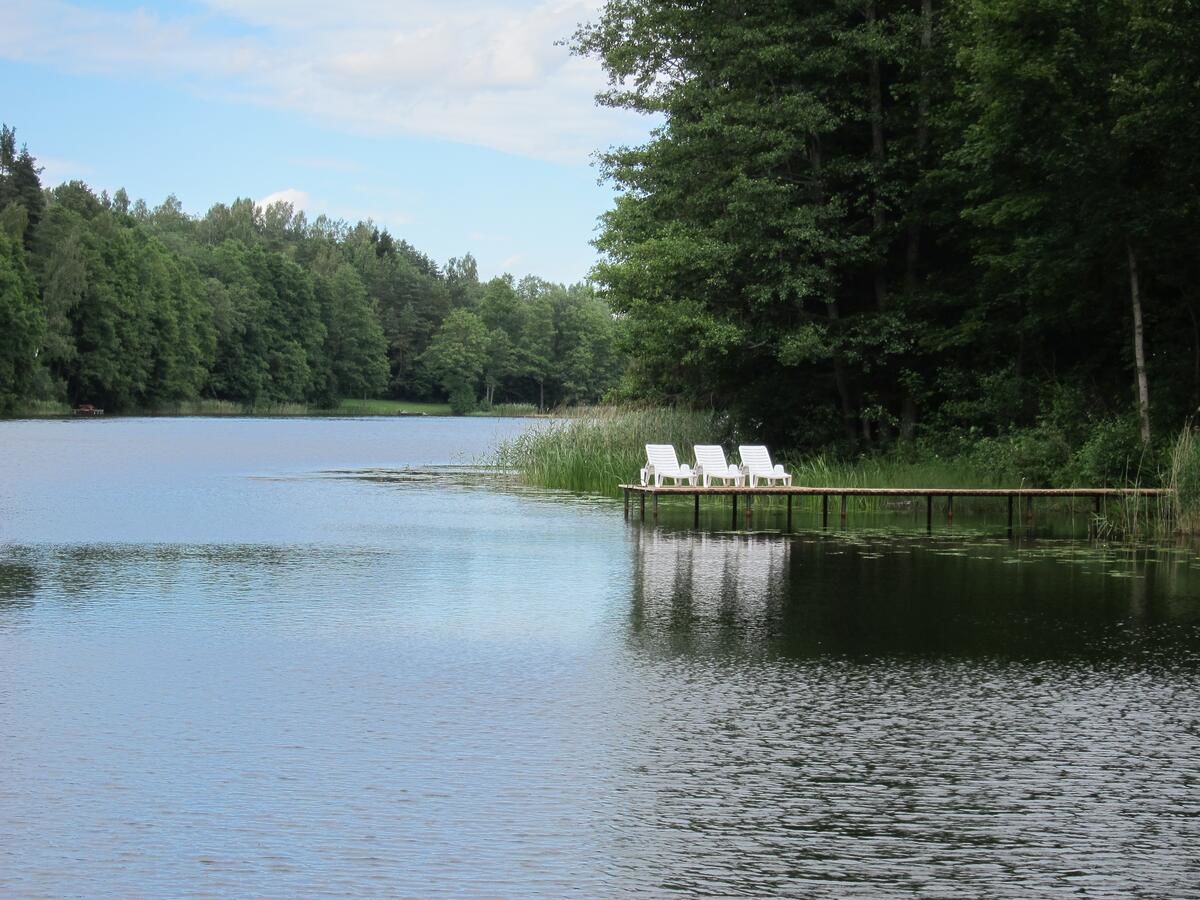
[[2, 418, 1199, 897]]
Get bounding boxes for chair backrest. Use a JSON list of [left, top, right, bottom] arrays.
[[738, 444, 774, 472], [646, 444, 682, 473], [694, 445, 729, 472]]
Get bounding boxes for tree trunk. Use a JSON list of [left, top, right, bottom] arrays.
[[899, 392, 916, 442], [539, 380, 545, 412], [1127, 240, 1151, 445], [811, 134, 859, 444], [1188, 304, 1200, 410], [867, 0, 888, 311], [826, 300, 859, 444], [903, 0, 932, 297]]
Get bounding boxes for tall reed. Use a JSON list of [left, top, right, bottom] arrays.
[[1168, 425, 1200, 534], [494, 406, 723, 496], [788, 454, 1015, 490]]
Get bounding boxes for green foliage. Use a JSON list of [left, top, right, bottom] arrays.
[[448, 383, 477, 415], [574, 0, 1200, 470], [0, 123, 626, 417], [420, 309, 489, 405], [0, 231, 44, 412]]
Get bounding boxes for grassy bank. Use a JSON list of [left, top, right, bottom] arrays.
[[492, 406, 1190, 534]]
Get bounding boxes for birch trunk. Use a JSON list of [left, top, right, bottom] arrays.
[[1127, 240, 1151, 445]]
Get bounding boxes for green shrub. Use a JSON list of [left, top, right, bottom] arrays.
[[448, 385, 476, 415], [1065, 416, 1150, 486]]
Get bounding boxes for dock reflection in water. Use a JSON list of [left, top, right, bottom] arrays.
[[606, 527, 1200, 896]]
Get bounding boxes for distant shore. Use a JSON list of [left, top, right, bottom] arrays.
[[4, 399, 550, 420]]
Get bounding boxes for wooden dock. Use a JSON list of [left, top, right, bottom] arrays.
[[619, 484, 1173, 535]]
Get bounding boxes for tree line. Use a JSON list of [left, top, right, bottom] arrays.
[[0, 125, 622, 414], [574, 0, 1200, 479]]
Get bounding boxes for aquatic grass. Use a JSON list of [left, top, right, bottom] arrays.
[[495, 407, 1178, 534], [493, 406, 724, 496], [474, 402, 540, 417], [788, 453, 1016, 490], [7, 399, 73, 417], [1168, 425, 1200, 533]]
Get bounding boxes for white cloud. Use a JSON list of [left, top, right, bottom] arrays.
[[0, 0, 649, 163], [37, 157, 94, 184], [256, 188, 310, 211]]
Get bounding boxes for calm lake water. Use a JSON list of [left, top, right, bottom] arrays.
[[2, 417, 1199, 897]]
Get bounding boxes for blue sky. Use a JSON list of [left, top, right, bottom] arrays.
[[0, 0, 654, 284]]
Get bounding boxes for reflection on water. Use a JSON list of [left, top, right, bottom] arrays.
[[629, 526, 1200, 661], [2, 418, 1200, 896], [610, 528, 1200, 896], [630, 530, 790, 654]]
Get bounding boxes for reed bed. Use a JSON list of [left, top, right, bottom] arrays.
[[152, 400, 312, 416], [8, 399, 72, 417], [495, 406, 1173, 531], [788, 454, 1016, 490], [479, 403, 540, 417], [493, 406, 723, 496], [1167, 425, 1200, 534]]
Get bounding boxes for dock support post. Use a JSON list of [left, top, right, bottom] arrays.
[[747, 493, 754, 523], [694, 493, 700, 529], [1007, 494, 1014, 537], [822, 495, 829, 529], [731, 493, 738, 529], [652, 493, 659, 522], [840, 494, 847, 527], [624, 488, 629, 520], [786, 495, 793, 531], [640, 492, 646, 522], [926, 495, 933, 533], [947, 495, 954, 523]]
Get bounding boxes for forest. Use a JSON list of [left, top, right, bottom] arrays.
[[571, 0, 1200, 484], [4, 0, 1200, 486], [0, 124, 622, 416]]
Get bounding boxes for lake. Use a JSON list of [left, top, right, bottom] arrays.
[[2, 416, 1198, 897]]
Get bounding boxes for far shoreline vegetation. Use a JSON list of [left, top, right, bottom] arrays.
[[4, 0, 1200, 534], [8, 397, 542, 419]]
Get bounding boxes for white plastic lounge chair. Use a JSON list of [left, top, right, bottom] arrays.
[[693, 445, 744, 487], [738, 445, 793, 486], [641, 444, 697, 486]]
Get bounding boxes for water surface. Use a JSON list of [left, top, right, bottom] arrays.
[[2, 417, 1198, 897]]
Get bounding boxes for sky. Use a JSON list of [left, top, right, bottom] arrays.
[[0, 0, 655, 284]]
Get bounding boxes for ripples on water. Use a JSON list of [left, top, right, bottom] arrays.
[[2, 418, 1199, 896]]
